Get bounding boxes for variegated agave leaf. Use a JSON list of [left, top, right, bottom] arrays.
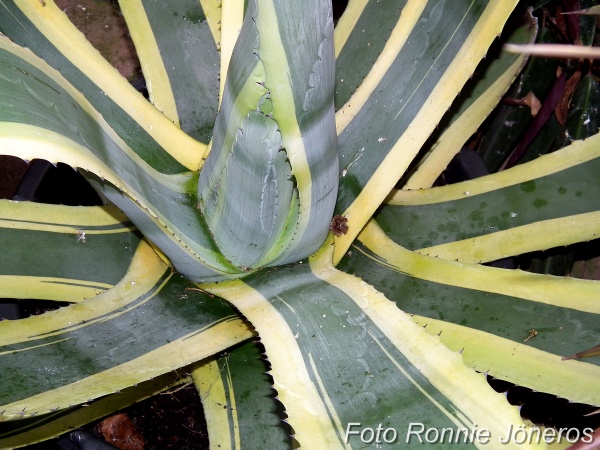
[[198, 0, 338, 271], [0, 0, 598, 448]]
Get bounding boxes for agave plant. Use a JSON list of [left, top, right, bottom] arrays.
[[0, 0, 599, 448]]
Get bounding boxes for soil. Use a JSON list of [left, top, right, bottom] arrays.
[[0, 156, 27, 199], [22, 385, 209, 450], [53, 0, 140, 80]]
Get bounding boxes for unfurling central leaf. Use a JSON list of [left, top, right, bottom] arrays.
[[198, 0, 338, 271]]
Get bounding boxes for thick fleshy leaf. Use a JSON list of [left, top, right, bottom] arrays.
[[193, 341, 290, 449], [331, 0, 519, 262], [514, 75, 600, 274], [0, 372, 186, 447], [218, 0, 244, 100], [382, 134, 600, 263], [0, 201, 138, 301], [1, 0, 598, 447], [403, 14, 538, 189], [0, 0, 204, 171], [206, 246, 537, 449], [342, 221, 600, 407], [0, 239, 252, 419], [334, 0, 404, 108], [119, 0, 220, 143], [198, 0, 338, 270], [0, 31, 242, 281]]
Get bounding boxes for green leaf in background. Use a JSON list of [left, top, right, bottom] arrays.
[[477, 25, 559, 172], [572, 0, 597, 46], [555, 75, 600, 148]]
